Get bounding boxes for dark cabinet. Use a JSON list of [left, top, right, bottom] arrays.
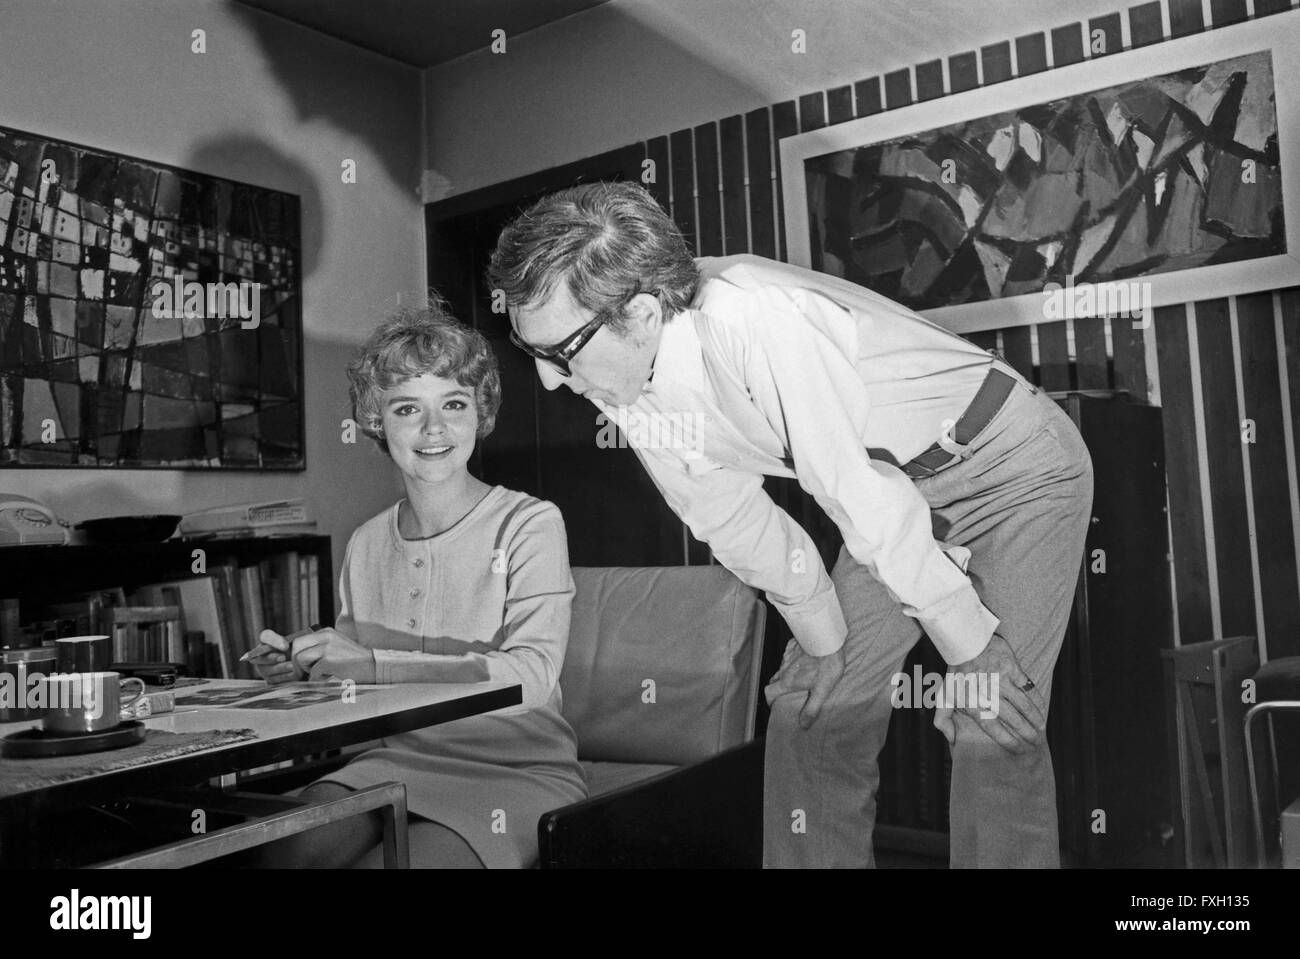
[[1049, 392, 1174, 867]]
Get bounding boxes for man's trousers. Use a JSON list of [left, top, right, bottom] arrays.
[[763, 369, 1095, 868]]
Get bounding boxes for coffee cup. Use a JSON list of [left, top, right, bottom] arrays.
[[41, 671, 145, 736], [54, 635, 112, 673]]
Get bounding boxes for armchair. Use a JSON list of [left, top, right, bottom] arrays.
[[538, 565, 768, 868]]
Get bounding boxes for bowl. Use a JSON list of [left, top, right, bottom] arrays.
[[76, 514, 181, 544]]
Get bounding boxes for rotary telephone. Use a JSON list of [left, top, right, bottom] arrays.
[[0, 494, 71, 546]]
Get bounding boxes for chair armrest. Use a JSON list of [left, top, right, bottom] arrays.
[[538, 739, 764, 868]]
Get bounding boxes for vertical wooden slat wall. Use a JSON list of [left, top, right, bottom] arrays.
[[1239, 292, 1300, 657], [1155, 304, 1216, 645], [630, 0, 1300, 665], [770, 101, 797, 263], [1198, 300, 1256, 641]]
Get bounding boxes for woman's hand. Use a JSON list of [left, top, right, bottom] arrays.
[[248, 629, 305, 685], [291, 628, 377, 684]]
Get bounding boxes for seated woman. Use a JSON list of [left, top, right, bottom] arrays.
[[251, 303, 586, 868]]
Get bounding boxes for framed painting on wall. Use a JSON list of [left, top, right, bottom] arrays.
[[780, 14, 1300, 334], [0, 126, 304, 469]]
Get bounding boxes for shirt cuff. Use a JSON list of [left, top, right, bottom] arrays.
[[910, 582, 1000, 664], [773, 585, 848, 657]]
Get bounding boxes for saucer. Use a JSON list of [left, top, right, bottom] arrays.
[[1, 721, 147, 758]]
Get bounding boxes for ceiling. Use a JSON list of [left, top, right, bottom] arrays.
[[235, 0, 612, 67]]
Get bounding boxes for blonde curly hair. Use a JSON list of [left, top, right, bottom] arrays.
[[347, 299, 502, 455]]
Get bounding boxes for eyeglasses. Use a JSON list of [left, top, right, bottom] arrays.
[[508, 288, 652, 378], [508, 310, 608, 378]]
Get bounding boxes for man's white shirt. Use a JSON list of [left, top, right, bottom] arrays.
[[590, 254, 1004, 665]]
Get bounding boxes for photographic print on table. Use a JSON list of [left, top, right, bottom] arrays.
[[234, 687, 376, 709], [780, 15, 1300, 334], [173, 687, 275, 707], [0, 126, 304, 468]]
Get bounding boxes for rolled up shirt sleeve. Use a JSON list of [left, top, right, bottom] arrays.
[[737, 285, 1000, 665], [626, 438, 848, 657]]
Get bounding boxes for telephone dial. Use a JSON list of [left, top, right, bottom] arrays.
[[0, 494, 71, 546]]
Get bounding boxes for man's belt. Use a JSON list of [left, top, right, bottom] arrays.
[[901, 367, 1018, 479]]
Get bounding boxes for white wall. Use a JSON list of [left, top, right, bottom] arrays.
[[0, 0, 426, 583], [423, 0, 1135, 200]]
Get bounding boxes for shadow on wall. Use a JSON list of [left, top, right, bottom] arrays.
[[224, 0, 420, 196], [183, 134, 324, 279]]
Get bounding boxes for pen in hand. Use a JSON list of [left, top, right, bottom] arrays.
[[239, 624, 322, 663]]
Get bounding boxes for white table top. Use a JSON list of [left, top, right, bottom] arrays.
[[0, 678, 522, 805], [1, 678, 518, 737], [161, 677, 518, 738]]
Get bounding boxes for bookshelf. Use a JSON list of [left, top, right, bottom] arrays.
[[0, 534, 334, 679]]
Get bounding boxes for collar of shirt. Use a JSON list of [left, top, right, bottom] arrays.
[[643, 308, 706, 398]]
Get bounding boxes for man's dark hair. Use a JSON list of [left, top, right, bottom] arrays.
[[486, 181, 699, 333]]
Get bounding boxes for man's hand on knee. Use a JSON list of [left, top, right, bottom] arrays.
[[764, 640, 846, 729], [933, 633, 1047, 754]]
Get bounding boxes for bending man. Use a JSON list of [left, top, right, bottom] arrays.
[[488, 181, 1093, 868]]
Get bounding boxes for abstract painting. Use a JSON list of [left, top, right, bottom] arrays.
[[781, 18, 1300, 332], [0, 126, 303, 469]]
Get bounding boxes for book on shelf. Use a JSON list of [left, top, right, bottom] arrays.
[[215, 554, 322, 678], [190, 522, 319, 540], [131, 577, 229, 679], [280, 550, 302, 633], [179, 499, 312, 536], [298, 553, 311, 628], [106, 606, 183, 666], [184, 630, 212, 678], [257, 552, 302, 634], [239, 564, 267, 674], [208, 563, 241, 678], [307, 554, 319, 626]]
